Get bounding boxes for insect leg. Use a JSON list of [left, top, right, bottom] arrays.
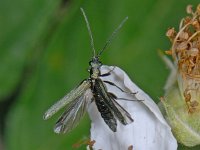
[[100, 66, 116, 77], [107, 92, 134, 124], [103, 80, 137, 95], [108, 92, 141, 101], [116, 98, 143, 101]]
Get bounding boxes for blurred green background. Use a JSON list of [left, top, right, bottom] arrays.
[[0, 0, 200, 149]]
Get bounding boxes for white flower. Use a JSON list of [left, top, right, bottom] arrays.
[[87, 65, 177, 150]]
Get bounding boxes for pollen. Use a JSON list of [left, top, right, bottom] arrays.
[[166, 4, 200, 112]]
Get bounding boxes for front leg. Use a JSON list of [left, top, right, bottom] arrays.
[[108, 92, 141, 101], [103, 80, 137, 95], [100, 66, 116, 77]]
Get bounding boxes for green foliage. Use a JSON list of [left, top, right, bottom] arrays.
[[1, 0, 200, 149]]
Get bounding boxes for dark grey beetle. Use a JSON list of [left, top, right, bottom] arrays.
[[43, 8, 138, 134]]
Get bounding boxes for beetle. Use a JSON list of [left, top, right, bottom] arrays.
[[43, 8, 138, 133]]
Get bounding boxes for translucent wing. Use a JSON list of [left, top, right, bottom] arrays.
[[43, 79, 91, 120], [54, 89, 92, 134]]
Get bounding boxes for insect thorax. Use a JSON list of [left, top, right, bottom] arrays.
[[89, 57, 102, 79]]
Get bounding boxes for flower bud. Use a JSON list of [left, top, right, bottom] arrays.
[[160, 4, 200, 147]]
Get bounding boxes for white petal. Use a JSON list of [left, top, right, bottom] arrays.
[[88, 65, 177, 150], [160, 53, 177, 91]]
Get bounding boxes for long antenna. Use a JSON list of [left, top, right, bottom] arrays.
[[80, 8, 96, 57], [97, 16, 128, 57]]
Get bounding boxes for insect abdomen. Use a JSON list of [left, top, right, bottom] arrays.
[[94, 93, 117, 132]]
